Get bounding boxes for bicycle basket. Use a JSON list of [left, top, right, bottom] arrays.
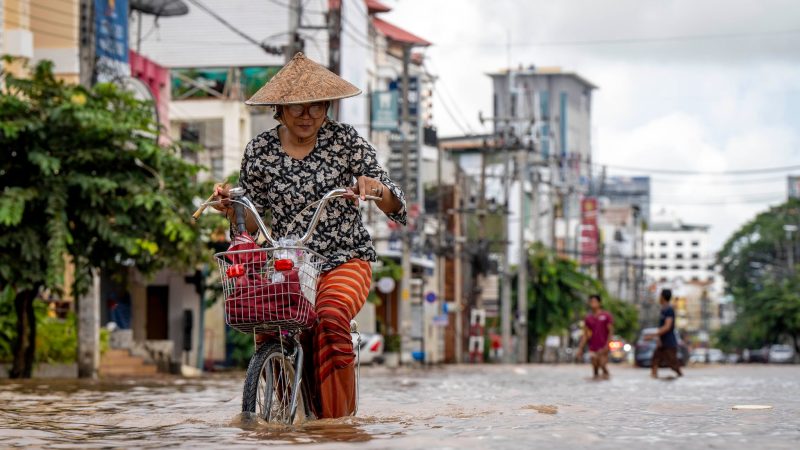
[[215, 246, 323, 334]]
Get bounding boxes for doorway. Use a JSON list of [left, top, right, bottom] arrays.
[[146, 286, 169, 340]]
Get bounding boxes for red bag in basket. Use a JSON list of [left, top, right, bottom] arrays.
[[225, 232, 267, 268], [225, 269, 317, 329]]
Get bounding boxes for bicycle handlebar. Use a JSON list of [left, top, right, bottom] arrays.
[[200, 187, 380, 247]]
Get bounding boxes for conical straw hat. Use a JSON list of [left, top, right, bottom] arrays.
[[245, 52, 362, 105]]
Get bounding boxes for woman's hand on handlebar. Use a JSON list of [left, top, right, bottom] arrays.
[[212, 183, 232, 212], [352, 175, 386, 201]]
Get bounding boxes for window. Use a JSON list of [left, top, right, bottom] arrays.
[[647, 254, 655, 259], [660, 241, 668, 247], [647, 265, 655, 270], [690, 265, 700, 270], [660, 254, 668, 259], [676, 254, 684, 260], [659, 265, 668, 270], [649, 241, 655, 247], [708, 276, 715, 283], [691, 241, 700, 247], [659, 277, 668, 282], [691, 276, 699, 281], [691, 253, 700, 259], [676, 241, 684, 247], [675, 264, 685, 270]]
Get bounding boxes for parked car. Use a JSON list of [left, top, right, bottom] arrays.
[[634, 327, 690, 368], [725, 353, 741, 364], [690, 348, 707, 364], [743, 347, 769, 363], [690, 348, 725, 364], [708, 348, 725, 363], [351, 332, 384, 365], [608, 337, 631, 363], [768, 344, 796, 364]]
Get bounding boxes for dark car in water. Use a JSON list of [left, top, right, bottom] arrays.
[[634, 327, 690, 368]]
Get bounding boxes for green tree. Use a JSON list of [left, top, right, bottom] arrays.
[[0, 59, 217, 378], [524, 243, 598, 360], [521, 243, 639, 361], [716, 199, 800, 354]]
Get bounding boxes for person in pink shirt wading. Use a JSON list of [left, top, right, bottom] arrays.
[[577, 294, 614, 380]]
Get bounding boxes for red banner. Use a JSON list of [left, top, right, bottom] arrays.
[[580, 197, 599, 265]]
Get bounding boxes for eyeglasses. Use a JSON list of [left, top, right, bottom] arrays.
[[286, 103, 327, 119]]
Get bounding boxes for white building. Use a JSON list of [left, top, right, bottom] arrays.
[[644, 211, 716, 285]]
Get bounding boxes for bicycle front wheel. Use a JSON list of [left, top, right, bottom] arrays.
[[242, 342, 306, 424]]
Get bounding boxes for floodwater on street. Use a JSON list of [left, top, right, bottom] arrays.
[[1, 364, 799, 449]]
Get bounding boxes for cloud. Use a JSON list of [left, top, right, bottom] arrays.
[[383, 0, 800, 249]]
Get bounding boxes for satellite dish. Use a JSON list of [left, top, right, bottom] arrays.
[[130, 0, 189, 17], [120, 76, 160, 142]]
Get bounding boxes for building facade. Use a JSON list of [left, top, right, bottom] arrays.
[[489, 66, 596, 263], [643, 211, 726, 336], [644, 211, 715, 284]]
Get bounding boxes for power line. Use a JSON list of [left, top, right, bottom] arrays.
[[652, 195, 785, 206], [438, 28, 800, 48], [650, 175, 786, 185], [268, 0, 326, 15], [185, 0, 283, 55], [598, 163, 800, 176], [432, 86, 469, 135], [425, 60, 477, 134]]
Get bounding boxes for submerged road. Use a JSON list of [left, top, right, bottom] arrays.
[[1, 364, 798, 449]]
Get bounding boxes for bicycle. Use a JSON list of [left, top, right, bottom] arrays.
[[197, 187, 379, 424]]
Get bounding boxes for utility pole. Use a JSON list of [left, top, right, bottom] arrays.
[[516, 140, 530, 363], [77, 0, 100, 379], [79, 0, 95, 87], [500, 122, 512, 363], [399, 45, 412, 364], [286, 0, 303, 61]]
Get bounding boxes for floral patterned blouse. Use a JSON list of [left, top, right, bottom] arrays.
[[239, 120, 407, 272]]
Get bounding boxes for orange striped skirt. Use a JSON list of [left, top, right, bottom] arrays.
[[302, 258, 371, 418]]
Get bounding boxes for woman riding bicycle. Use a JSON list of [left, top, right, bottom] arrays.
[[214, 53, 406, 419]]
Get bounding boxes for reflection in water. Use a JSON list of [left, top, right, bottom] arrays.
[[1, 366, 799, 449]]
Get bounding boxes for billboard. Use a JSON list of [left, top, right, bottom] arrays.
[[579, 197, 599, 265], [94, 0, 129, 82]]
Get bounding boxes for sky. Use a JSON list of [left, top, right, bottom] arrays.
[[383, 0, 800, 251]]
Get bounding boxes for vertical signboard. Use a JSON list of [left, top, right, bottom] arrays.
[[579, 197, 599, 265], [371, 90, 399, 131], [94, 0, 129, 82], [788, 176, 800, 199], [387, 76, 421, 203]]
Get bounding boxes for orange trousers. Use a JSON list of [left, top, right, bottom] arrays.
[[301, 258, 371, 418]]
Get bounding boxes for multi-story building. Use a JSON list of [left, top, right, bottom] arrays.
[[489, 66, 596, 263], [594, 176, 650, 303], [643, 212, 728, 336], [644, 211, 715, 284]]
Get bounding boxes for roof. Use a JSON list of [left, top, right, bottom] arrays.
[[372, 17, 431, 46], [366, 0, 391, 13], [488, 66, 597, 90], [648, 222, 710, 232], [329, 0, 391, 13]]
